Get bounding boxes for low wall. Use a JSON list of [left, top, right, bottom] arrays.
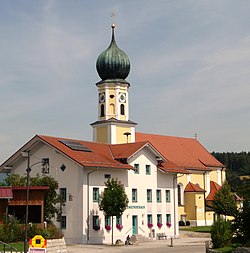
[[46, 238, 67, 253]]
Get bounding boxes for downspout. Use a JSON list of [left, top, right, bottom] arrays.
[[203, 172, 207, 226], [173, 173, 184, 237]]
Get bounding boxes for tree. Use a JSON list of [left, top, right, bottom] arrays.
[[4, 174, 61, 221], [234, 178, 250, 244], [211, 220, 232, 248], [99, 178, 129, 245], [213, 181, 237, 218]]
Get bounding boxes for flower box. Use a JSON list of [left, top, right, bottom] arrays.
[[116, 224, 123, 230], [166, 222, 172, 228], [157, 223, 163, 228], [105, 225, 111, 231], [93, 225, 100, 231], [148, 223, 153, 228]]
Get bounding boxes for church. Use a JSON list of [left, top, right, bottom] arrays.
[[0, 24, 225, 244]]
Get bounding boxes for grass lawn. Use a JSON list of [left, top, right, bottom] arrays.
[[0, 241, 25, 252], [179, 226, 211, 233], [215, 246, 234, 253]]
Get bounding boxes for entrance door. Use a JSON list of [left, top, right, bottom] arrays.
[[132, 215, 138, 234]]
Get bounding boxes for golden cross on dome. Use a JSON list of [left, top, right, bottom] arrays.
[[111, 11, 116, 27]]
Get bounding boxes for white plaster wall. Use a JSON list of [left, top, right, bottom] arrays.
[[9, 143, 84, 244], [9, 142, 178, 244]]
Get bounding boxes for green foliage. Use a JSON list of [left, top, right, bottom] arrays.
[[99, 178, 129, 217], [4, 174, 61, 221], [99, 177, 129, 245], [211, 220, 232, 248], [4, 174, 26, 186], [234, 198, 250, 244], [0, 218, 63, 243], [179, 226, 211, 233], [213, 181, 237, 217], [211, 152, 250, 192], [0, 216, 24, 243]]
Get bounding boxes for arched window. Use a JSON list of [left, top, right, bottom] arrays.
[[177, 183, 184, 206], [100, 104, 105, 117], [120, 104, 125, 115]]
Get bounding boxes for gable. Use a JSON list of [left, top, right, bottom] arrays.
[[136, 132, 224, 171]]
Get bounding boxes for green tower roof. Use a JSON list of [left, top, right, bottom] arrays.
[[96, 24, 130, 81]]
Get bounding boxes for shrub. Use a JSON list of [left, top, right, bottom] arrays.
[[45, 224, 64, 239], [179, 220, 185, 226], [211, 220, 232, 248], [186, 221, 190, 226], [0, 216, 23, 243], [28, 224, 43, 239]]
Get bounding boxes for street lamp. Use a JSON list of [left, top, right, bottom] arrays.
[[23, 151, 50, 253]]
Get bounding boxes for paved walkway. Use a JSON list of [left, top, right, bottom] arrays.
[[67, 232, 211, 253]]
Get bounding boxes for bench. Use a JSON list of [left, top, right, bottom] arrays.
[[156, 233, 167, 240]]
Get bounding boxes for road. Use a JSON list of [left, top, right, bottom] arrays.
[[67, 236, 209, 253]]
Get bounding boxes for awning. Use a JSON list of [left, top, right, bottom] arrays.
[[0, 187, 13, 199]]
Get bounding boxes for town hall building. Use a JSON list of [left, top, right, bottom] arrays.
[[0, 24, 225, 244]]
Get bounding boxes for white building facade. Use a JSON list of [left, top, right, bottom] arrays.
[[0, 135, 180, 244]]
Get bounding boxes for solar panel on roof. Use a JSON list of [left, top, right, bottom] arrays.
[[59, 139, 92, 152]]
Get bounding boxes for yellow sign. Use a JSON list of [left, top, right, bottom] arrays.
[[29, 235, 47, 248]]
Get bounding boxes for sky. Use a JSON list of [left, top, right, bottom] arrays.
[[0, 0, 250, 162]]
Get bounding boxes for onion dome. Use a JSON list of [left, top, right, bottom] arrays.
[[96, 24, 130, 81]]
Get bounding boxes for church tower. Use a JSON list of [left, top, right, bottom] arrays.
[[91, 24, 137, 144]]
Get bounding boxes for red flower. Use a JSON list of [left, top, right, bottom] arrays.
[[105, 225, 111, 231], [116, 224, 123, 230], [148, 223, 153, 228], [157, 223, 163, 228]]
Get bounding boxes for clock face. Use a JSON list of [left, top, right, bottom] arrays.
[[119, 93, 126, 103], [99, 93, 105, 103]]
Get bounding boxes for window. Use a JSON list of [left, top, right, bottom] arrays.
[[166, 190, 170, 203], [104, 174, 111, 180], [166, 214, 171, 223], [116, 215, 122, 225], [93, 215, 99, 228], [100, 104, 105, 117], [120, 104, 125, 115], [105, 216, 111, 226], [146, 165, 151, 175], [156, 189, 161, 203], [132, 188, 137, 202], [134, 164, 139, 174], [60, 188, 67, 202], [93, 188, 99, 202], [157, 214, 162, 224], [61, 215, 66, 229], [147, 189, 152, 203], [147, 214, 152, 224]]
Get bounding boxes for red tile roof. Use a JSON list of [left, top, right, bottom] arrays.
[[109, 141, 149, 159], [39, 135, 133, 170], [157, 161, 188, 174], [185, 182, 205, 192], [206, 181, 221, 201], [0, 187, 13, 199], [136, 132, 224, 171]]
